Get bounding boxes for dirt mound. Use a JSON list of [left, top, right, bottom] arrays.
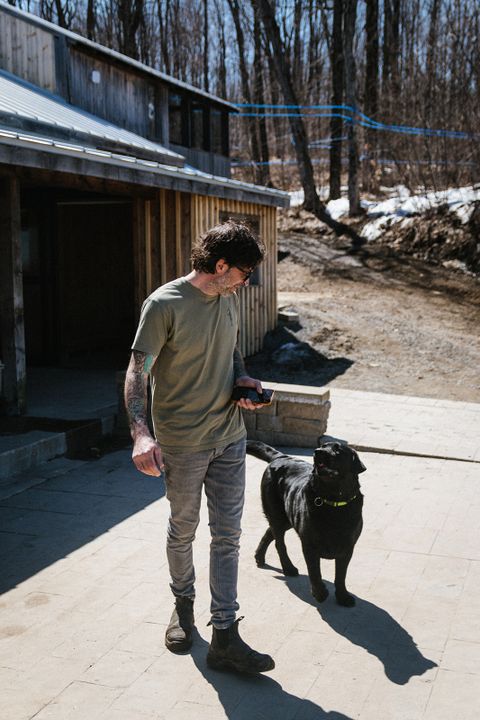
[[373, 202, 480, 274], [278, 202, 480, 275]]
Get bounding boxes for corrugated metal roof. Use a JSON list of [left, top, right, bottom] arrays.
[[0, 70, 185, 165], [0, 2, 237, 112]]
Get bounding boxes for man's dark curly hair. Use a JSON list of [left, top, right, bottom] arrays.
[[191, 220, 265, 274]]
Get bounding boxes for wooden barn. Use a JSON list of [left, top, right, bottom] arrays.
[[0, 3, 288, 415]]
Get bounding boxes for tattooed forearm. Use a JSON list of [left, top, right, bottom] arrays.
[[124, 351, 157, 437], [233, 346, 247, 381]]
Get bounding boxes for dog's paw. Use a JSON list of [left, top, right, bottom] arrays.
[[282, 564, 299, 577], [335, 591, 356, 607], [312, 584, 329, 603], [255, 553, 266, 568]]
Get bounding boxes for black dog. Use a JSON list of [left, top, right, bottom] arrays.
[[247, 440, 366, 606]]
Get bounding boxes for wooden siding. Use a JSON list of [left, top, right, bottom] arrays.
[[140, 191, 277, 357], [170, 144, 231, 178], [0, 14, 55, 92], [68, 47, 156, 139]]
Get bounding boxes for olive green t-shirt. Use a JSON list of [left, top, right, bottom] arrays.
[[131, 277, 245, 453]]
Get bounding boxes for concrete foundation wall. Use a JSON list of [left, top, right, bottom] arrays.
[[242, 382, 330, 448]]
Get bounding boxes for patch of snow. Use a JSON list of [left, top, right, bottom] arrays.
[[289, 184, 480, 233], [362, 185, 480, 240], [288, 185, 346, 207], [289, 189, 304, 207], [325, 197, 350, 220]]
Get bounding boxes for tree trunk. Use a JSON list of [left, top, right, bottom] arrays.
[[343, 0, 360, 216], [54, 0, 68, 28], [363, 0, 379, 193], [117, 0, 143, 60], [203, 0, 209, 93], [227, 0, 262, 184], [383, 0, 400, 122], [214, 0, 227, 98], [253, 3, 272, 186], [329, 0, 344, 200], [157, 0, 171, 75], [86, 0, 96, 40], [253, 0, 364, 244]]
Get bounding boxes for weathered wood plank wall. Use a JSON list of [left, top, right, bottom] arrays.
[[140, 191, 277, 357], [68, 48, 156, 139], [0, 14, 56, 92]]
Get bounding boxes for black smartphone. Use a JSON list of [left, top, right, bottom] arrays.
[[231, 387, 275, 404]]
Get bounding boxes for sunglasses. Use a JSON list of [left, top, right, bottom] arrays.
[[233, 265, 254, 281]]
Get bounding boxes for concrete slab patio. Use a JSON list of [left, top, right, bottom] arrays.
[[1, 390, 479, 719]]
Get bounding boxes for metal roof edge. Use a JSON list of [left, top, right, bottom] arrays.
[[0, 130, 290, 207], [0, 2, 238, 112]]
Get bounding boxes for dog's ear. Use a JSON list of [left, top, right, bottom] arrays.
[[352, 451, 367, 474]]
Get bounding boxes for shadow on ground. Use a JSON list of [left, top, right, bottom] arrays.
[[189, 630, 354, 720], [246, 325, 353, 387], [0, 449, 166, 594], [278, 574, 437, 685]]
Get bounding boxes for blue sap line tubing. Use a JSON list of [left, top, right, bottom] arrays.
[[234, 103, 478, 141]]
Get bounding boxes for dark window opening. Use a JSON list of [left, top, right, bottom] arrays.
[[211, 109, 229, 155], [169, 92, 183, 145], [191, 101, 207, 150]]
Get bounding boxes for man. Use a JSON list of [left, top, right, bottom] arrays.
[[124, 220, 274, 674]]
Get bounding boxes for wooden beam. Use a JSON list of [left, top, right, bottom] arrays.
[[0, 176, 26, 414]]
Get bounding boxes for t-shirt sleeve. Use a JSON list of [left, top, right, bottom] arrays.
[[131, 298, 170, 357]]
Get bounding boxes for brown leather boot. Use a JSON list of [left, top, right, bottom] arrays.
[[206, 617, 275, 674], [165, 596, 194, 653]]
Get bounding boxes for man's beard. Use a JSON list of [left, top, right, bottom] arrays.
[[207, 275, 237, 296]]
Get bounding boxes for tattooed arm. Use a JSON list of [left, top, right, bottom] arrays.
[[232, 344, 263, 411], [124, 350, 163, 477]]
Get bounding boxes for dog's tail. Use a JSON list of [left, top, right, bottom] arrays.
[[246, 440, 286, 463]]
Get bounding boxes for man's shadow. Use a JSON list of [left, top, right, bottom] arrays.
[[189, 631, 355, 720], [276, 573, 437, 685]]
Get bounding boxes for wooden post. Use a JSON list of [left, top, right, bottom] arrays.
[[132, 197, 147, 314], [0, 176, 26, 414]]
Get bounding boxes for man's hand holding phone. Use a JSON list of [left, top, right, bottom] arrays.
[[232, 377, 274, 410]]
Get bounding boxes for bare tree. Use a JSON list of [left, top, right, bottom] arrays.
[[227, 0, 262, 183], [213, 0, 227, 98], [203, 0, 209, 92], [253, 0, 364, 243], [117, 0, 144, 60], [363, 0, 379, 193], [343, 0, 360, 216], [329, 0, 344, 200], [252, 2, 272, 186], [157, 0, 171, 75], [86, 0, 96, 39]]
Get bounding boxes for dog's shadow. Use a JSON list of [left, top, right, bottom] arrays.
[[189, 630, 355, 720], [274, 572, 437, 685]]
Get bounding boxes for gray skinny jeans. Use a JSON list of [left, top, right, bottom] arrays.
[[163, 437, 246, 629]]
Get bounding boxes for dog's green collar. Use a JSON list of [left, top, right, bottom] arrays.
[[314, 495, 357, 508]]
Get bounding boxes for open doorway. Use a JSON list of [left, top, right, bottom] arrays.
[[22, 189, 135, 369]]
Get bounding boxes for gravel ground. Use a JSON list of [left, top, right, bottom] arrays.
[[246, 230, 480, 402]]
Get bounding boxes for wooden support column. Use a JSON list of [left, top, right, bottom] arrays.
[[0, 176, 26, 414], [132, 197, 147, 315]]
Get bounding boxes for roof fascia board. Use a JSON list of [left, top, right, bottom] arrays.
[[0, 135, 290, 208]]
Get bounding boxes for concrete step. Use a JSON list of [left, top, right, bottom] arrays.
[[0, 411, 116, 481]]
